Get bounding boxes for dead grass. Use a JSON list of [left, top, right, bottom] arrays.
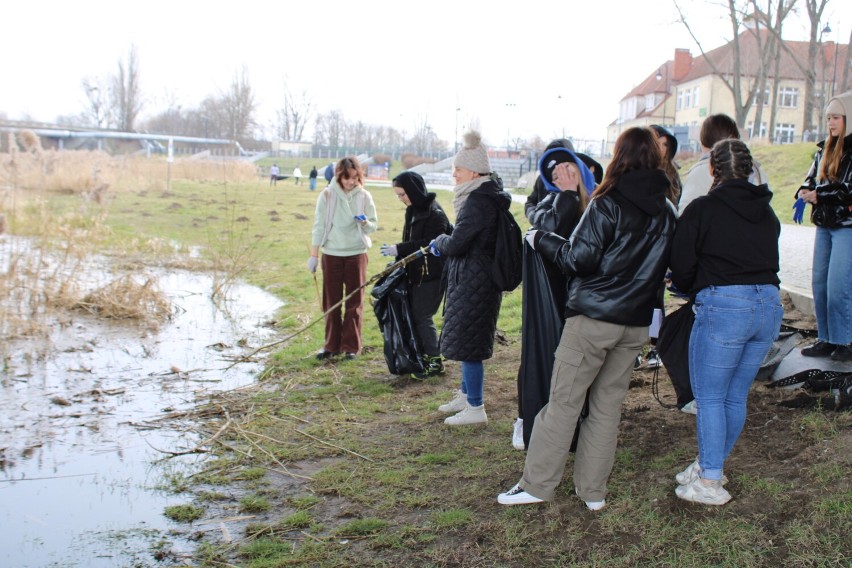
[[75, 274, 172, 323]]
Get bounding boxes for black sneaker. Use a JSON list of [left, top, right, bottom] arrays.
[[801, 341, 835, 357], [830, 344, 852, 362], [316, 350, 339, 360], [343, 352, 357, 360], [411, 357, 444, 380]]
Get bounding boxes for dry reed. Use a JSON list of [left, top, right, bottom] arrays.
[[75, 274, 172, 323]]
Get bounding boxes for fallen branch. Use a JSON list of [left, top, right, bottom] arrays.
[[295, 428, 374, 462]]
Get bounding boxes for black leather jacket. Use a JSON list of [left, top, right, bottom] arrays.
[[535, 169, 677, 327], [797, 134, 852, 229]]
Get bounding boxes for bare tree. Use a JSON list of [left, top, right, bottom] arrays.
[[314, 110, 346, 149], [216, 66, 257, 141], [749, 0, 796, 140], [275, 78, 313, 141], [674, 0, 778, 128], [110, 45, 143, 131], [843, 26, 852, 93], [81, 76, 111, 128]]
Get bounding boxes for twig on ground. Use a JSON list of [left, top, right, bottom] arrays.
[[295, 428, 374, 462]]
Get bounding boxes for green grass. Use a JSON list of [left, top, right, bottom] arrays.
[[26, 153, 851, 567]]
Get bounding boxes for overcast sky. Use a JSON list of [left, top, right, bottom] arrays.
[[2, 1, 850, 147]]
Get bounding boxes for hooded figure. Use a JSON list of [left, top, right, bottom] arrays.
[[381, 171, 453, 378]]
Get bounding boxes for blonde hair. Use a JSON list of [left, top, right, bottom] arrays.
[[566, 162, 589, 212]]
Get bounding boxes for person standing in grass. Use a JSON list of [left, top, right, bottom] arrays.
[[430, 131, 509, 426], [309, 165, 318, 191], [796, 91, 852, 362], [669, 139, 782, 506], [269, 163, 280, 186], [381, 171, 453, 379], [498, 127, 676, 510], [293, 165, 303, 186], [307, 156, 377, 361]]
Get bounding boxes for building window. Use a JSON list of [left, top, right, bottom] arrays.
[[755, 88, 771, 106], [774, 123, 796, 144], [778, 87, 799, 109], [747, 122, 767, 139], [676, 89, 685, 111], [692, 87, 700, 108]]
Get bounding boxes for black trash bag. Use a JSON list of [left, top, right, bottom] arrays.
[[518, 242, 588, 451], [371, 266, 426, 375], [656, 300, 695, 408]]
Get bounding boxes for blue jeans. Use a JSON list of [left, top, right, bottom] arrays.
[[689, 285, 783, 481], [461, 361, 484, 407], [812, 227, 852, 345]]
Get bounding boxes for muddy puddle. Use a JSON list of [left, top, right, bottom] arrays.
[[0, 241, 283, 567]]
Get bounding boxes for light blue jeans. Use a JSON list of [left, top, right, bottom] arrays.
[[689, 285, 783, 481], [461, 361, 484, 407], [812, 227, 852, 346]]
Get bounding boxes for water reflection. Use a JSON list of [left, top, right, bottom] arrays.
[[0, 258, 282, 567]]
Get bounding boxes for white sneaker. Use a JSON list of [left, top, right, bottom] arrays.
[[645, 350, 661, 369], [497, 484, 544, 505], [680, 400, 697, 415], [676, 459, 728, 486], [585, 499, 606, 511], [675, 477, 732, 505], [438, 389, 467, 414], [444, 403, 487, 426], [512, 418, 525, 450]]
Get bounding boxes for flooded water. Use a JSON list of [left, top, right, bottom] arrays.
[[0, 247, 283, 567]]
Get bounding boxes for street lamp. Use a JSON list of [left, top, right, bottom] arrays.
[[655, 65, 670, 126], [505, 103, 516, 153], [454, 107, 461, 153]]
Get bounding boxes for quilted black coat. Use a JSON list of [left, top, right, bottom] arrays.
[[433, 180, 510, 361]]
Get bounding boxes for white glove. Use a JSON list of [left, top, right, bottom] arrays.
[[525, 229, 539, 249], [380, 244, 398, 257], [307, 256, 318, 273]]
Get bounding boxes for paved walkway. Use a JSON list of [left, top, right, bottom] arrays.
[[778, 223, 815, 315]]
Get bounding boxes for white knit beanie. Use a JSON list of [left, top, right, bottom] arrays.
[[453, 131, 491, 174]]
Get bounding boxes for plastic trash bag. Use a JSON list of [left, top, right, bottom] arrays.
[[518, 242, 587, 451], [656, 300, 695, 409], [371, 266, 426, 376]]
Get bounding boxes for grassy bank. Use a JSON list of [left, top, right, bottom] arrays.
[[3, 147, 849, 567]]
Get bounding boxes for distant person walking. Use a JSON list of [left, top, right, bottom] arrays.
[[795, 91, 852, 362], [270, 163, 280, 186], [293, 166, 303, 186], [309, 166, 318, 191], [324, 162, 335, 184]]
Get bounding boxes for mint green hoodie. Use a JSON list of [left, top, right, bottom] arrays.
[[311, 178, 377, 256]]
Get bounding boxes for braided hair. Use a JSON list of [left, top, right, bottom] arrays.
[[709, 139, 754, 189]]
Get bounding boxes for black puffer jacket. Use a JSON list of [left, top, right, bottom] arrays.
[[433, 180, 509, 361], [392, 172, 453, 285], [535, 169, 677, 326], [797, 134, 852, 228], [526, 191, 583, 235]]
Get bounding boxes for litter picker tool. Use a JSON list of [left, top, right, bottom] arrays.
[[230, 247, 429, 366]]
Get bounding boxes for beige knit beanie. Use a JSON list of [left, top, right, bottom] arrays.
[[453, 131, 491, 174], [826, 97, 845, 116]]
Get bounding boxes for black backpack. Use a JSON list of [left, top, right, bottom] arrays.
[[492, 205, 523, 292]]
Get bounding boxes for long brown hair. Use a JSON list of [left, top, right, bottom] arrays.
[[592, 127, 662, 199], [818, 115, 847, 182]]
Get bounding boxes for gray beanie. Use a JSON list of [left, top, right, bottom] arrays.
[[453, 131, 491, 174]]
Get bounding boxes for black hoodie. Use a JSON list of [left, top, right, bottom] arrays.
[[392, 171, 453, 284], [670, 178, 780, 295]]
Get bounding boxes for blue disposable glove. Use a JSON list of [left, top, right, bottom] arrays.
[[428, 239, 442, 256], [380, 244, 398, 257], [792, 197, 806, 224], [353, 214, 367, 222], [525, 229, 539, 249]]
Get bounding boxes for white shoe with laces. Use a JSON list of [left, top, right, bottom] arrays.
[[676, 459, 728, 486], [675, 476, 732, 505], [444, 403, 487, 426], [438, 389, 467, 414], [512, 418, 525, 450], [680, 400, 698, 415], [497, 484, 544, 505], [585, 499, 606, 511]]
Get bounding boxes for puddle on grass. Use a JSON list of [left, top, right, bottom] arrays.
[[0, 241, 283, 568]]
